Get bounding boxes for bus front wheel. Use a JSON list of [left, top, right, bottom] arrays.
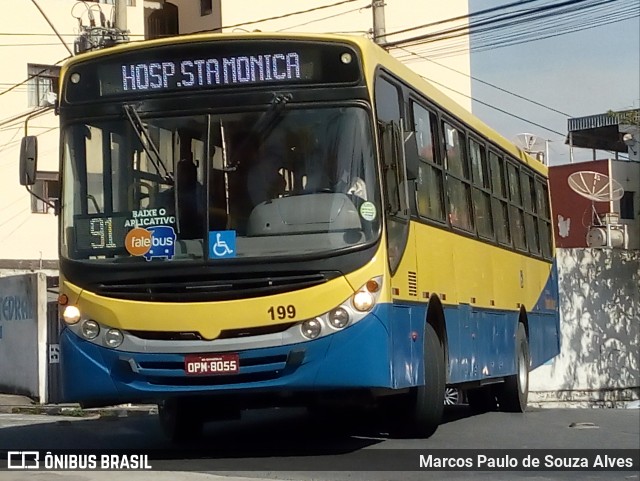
[[496, 322, 530, 412], [389, 322, 445, 438], [158, 398, 204, 442]]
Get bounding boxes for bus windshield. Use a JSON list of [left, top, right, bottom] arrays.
[[61, 105, 380, 262]]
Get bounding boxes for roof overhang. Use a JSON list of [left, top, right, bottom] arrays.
[[565, 109, 639, 152]]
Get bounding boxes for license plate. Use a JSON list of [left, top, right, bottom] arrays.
[[184, 353, 239, 376]]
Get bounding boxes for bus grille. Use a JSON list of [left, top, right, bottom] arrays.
[[94, 272, 336, 302]]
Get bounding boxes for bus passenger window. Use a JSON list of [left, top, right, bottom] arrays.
[[507, 163, 526, 250], [489, 152, 511, 245], [470, 139, 493, 238], [413, 103, 445, 221]]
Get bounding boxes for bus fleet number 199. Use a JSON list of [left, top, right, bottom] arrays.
[[268, 305, 296, 320]]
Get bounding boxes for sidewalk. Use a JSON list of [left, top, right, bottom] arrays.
[[0, 394, 156, 418]]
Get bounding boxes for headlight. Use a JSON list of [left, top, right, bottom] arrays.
[[296, 276, 383, 341], [300, 319, 322, 339], [104, 329, 124, 348], [81, 320, 100, 340], [352, 290, 375, 312], [62, 305, 81, 324], [328, 307, 350, 329]]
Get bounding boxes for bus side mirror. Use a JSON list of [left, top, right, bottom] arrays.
[[19, 136, 38, 186]]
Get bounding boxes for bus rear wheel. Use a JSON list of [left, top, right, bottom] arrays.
[[158, 398, 204, 442], [496, 323, 530, 412]]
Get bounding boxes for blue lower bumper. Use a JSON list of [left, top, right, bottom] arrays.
[[59, 307, 397, 404]]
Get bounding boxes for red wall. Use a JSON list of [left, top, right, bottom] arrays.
[[548, 160, 609, 248]]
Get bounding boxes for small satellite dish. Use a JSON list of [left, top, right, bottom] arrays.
[[515, 133, 547, 162], [567, 171, 624, 202]]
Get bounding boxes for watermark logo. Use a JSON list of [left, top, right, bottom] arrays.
[[7, 451, 39, 469]]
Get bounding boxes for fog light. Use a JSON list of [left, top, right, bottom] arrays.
[[81, 320, 100, 340], [353, 290, 374, 312], [62, 305, 81, 324], [328, 307, 350, 329], [300, 319, 322, 339], [105, 329, 124, 348]]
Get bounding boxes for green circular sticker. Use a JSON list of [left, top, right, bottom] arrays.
[[359, 201, 377, 221]]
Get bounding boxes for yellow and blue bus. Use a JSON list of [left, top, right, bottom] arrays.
[[20, 32, 559, 440]]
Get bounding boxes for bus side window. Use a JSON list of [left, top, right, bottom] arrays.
[[521, 171, 540, 255], [535, 180, 553, 258], [506, 162, 527, 251], [375, 75, 409, 273], [412, 102, 445, 222], [489, 151, 511, 245], [442, 121, 473, 232], [469, 138, 493, 239]]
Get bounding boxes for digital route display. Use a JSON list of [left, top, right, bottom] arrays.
[[64, 40, 361, 102]]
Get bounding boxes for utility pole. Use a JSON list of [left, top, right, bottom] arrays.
[[372, 0, 387, 45], [115, 0, 128, 31]]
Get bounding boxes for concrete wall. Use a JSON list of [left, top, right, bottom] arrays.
[[530, 248, 640, 407], [0, 273, 48, 401]]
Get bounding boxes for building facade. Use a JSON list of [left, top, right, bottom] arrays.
[[0, 0, 471, 274], [0, 0, 146, 274]]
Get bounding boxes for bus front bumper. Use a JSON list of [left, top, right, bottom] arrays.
[[58, 309, 396, 404]]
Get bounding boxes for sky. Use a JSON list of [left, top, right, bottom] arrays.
[[467, 0, 640, 166]]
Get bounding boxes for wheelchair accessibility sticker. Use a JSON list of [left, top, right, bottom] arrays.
[[209, 230, 236, 259], [125, 225, 176, 261]]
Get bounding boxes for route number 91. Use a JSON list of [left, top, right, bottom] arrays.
[[268, 305, 296, 320]]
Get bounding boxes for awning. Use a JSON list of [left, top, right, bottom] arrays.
[[565, 109, 639, 152]]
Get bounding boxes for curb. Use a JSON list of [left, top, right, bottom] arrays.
[[4, 404, 158, 418]]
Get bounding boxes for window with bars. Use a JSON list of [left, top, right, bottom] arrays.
[[31, 171, 60, 214], [27, 64, 60, 107], [201, 0, 213, 15]]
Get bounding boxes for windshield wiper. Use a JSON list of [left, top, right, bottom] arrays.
[[123, 104, 173, 183], [230, 93, 291, 170]]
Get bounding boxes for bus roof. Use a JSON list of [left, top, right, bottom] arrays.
[[63, 31, 546, 176]]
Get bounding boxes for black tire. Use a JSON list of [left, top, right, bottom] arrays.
[[389, 323, 445, 438], [158, 398, 204, 443], [496, 322, 530, 412]]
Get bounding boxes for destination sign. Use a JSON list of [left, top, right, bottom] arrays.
[[64, 40, 361, 102], [119, 52, 302, 93]]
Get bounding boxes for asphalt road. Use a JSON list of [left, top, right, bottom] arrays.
[[0, 405, 638, 481]]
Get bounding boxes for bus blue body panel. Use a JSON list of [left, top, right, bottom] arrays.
[[59, 263, 559, 403], [60, 304, 401, 403]]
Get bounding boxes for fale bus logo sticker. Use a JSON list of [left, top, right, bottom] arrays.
[[125, 226, 176, 261]]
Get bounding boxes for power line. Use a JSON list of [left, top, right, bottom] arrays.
[[395, 46, 572, 118], [420, 74, 566, 137], [383, 0, 618, 49], [277, 4, 367, 32], [191, 0, 362, 34]]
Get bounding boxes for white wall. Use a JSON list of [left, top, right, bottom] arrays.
[[0, 273, 48, 401], [610, 160, 640, 250], [0, 0, 145, 262], [530, 248, 640, 407]]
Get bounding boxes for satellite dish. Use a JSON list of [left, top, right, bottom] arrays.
[[567, 171, 624, 202], [515, 133, 547, 162], [567, 171, 627, 248]]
